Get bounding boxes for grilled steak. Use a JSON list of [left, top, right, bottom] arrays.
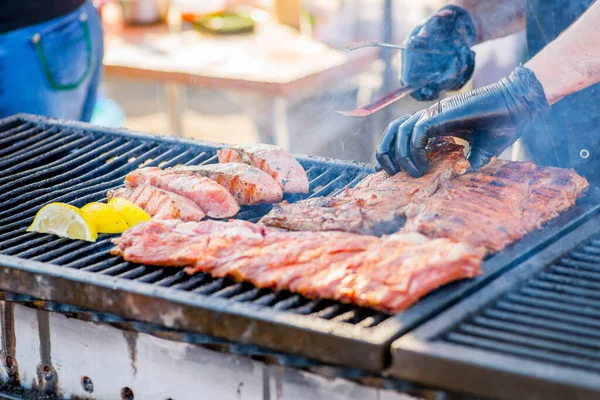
[[403, 160, 590, 253], [124, 167, 240, 219], [107, 185, 206, 222], [218, 144, 309, 194], [112, 219, 484, 313], [173, 163, 283, 206], [260, 141, 470, 235]]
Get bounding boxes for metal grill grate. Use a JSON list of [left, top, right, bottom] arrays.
[[2, 114, 600, 374], [0, 117, 386, 321], [443, 231, 600, 372], [0, 115, 404, 370], [390, 216, 600, 399]]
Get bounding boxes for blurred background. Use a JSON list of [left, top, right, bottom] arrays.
[[92, 0, 526, 163]]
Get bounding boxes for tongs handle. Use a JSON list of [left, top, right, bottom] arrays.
[[336, 84, 419, 118], [336, 42, 443, 118]]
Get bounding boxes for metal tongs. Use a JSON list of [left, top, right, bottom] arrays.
[[336, 42, 449, 118]]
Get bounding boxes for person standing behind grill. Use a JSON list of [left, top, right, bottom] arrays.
[[0, 1, 104, 122], [376, 0, 600, 185]]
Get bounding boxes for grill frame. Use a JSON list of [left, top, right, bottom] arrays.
[[390, 216, 600, 400], [1, 113, 599, 373]]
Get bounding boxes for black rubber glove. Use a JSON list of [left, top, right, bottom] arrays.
[[401, 5, 477, 101], [376, 65, 550, 177]]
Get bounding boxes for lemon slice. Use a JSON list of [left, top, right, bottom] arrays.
[[27, 203, 97, 242], [81, 202, 129, 234], [107, 198, 151, 228]]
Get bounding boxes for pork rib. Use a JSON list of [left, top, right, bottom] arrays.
[[111, 219, 484, 313], [260, 141, 470, 235], [403, 160, 590, 253]]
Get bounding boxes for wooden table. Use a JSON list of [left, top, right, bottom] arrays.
[[102, 20, 377, 149]]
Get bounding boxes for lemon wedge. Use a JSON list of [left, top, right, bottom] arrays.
[[107, 198, 151, 228], [81, 202, 129, 234], [27, 203, 97, 242]]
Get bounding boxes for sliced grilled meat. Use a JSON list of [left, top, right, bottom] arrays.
[[125, 167, 240, 218], [107, 185, 206, 222], [218, 143, 309, 194]]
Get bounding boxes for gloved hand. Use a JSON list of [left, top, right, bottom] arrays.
[[401, 5, 477, 101], [376, 65, 550, 177]]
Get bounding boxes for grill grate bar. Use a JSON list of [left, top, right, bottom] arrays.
[[569, 250, 600, 263], [193, 278, 226, 295], [506, 292, 600, 319], [330, 173, 370, 197], [154, 270, 189, 287], [229, 287, 262, 303], [483, 308, 600, 340], [495, 300, 600, 330], [0, 131, 83, 169], [212, 283, 247, 299], [115, 265, 152, 280], [135, 268, 170, 283], [98, 262, 137, 276], [470, 316, 600, 351], [519, 286, 600, 309], [0, 146, 182, 231], [0, 234, 70, 255], [537, 271, 600, 291], [49, 239, 114, 266], [183, 151, 213, 165], [80, 257, 125, 273], [27, 241, 89, 262], [170, 274, 211, 291], [528, 278, 600, 300], [446, 332, 600, 371], [0, 138, 122, 188], [457, 323, 600, 361], [0, 122, 34, 140], [272, 294, 304, 311], [0, 126, 53, 153], [309, 174, 351, 199], [557, 257, 600, 272], [0, 141, 154, 214]]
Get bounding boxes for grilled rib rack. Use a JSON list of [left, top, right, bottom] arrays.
[[0, 114, 599, 376]]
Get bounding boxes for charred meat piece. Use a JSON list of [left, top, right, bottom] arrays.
[[260, 141, 470, 235], [218, 144, 309, 194], [124, 167, 240, 219], [403, 160, 589, 253], [173, 163, 283, 206], [112, 219, 484, 313], [107, 185, 206, 222]]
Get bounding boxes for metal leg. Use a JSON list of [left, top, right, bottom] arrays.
[[164, 83, 185, 136]]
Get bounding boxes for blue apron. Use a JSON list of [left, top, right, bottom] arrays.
[[521, 0, 600, 183]]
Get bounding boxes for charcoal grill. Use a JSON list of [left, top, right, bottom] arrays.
[[1, 114, 600, 390]]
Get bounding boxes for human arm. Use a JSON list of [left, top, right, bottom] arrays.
[[526, 0, 600, 105], [377, 0, 600, 177], [450, 0, 526, 44]]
